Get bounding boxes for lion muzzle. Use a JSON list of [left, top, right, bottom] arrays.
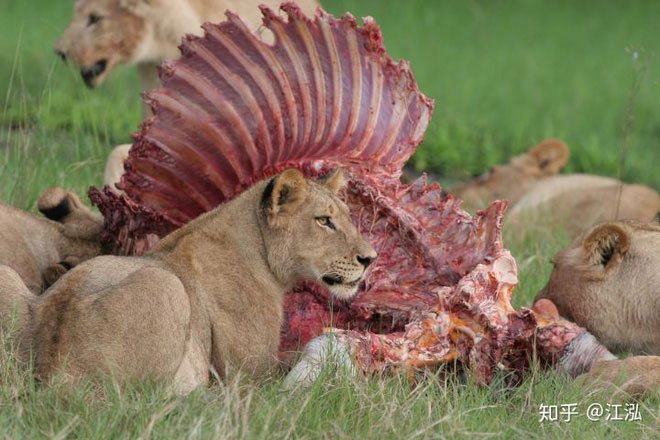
[[80, 60, 108, 88]]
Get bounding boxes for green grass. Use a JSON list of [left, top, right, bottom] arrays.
[[0, 0, 659, 438]]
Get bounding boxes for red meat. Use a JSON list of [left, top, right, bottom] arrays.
[[89, 2, 614, 384]]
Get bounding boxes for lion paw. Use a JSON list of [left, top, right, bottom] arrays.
[[576, 356, 660, 398]]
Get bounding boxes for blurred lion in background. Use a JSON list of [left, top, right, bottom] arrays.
[[449, 139, 659, 236], [54, 0, 320, 91]]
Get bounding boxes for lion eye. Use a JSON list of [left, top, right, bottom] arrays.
[[88, 14, 102, 26], [316, 216, 336, 230]]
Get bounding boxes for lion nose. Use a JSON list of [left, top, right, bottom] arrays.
[[357, 254, 376, 268], [54, 48, 67, 63]]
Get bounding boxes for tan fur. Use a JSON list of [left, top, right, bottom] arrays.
[[449, 139, 659, 236], [104, 143, 132, 192], [55, 0, 320, 91], [0, 170, 376, 393], [508, 176, 660, 236], [576, 356, 660, 398], [536, 219, 660, 355], [450, 139, 569, 211], [0, 189, 104, 293]]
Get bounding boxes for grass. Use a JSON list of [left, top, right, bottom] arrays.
[[0, 0, 658, 438]]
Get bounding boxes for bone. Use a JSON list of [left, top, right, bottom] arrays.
[[558, 332, 618, 378], [88, 3, 607, 384]]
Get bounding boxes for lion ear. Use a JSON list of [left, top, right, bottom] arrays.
[[582, 223, 630, 269], [528, 139, 569, 176], [261, 169, 308, 224], [322, 169, 347, 194]]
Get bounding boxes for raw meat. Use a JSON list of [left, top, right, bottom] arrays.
[[89, 2, 614, 384]]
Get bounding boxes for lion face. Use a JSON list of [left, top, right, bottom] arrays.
[[536, 219, 660, 354], [54, 0, 146, 87], [260, 169, 377, 300], [449, 139, 569, 211]]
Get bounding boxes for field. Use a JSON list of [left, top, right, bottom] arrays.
[[0, 0, 658, 438]]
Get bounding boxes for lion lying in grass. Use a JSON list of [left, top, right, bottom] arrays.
[[535, 218, 660, 397], [54, 0, 319, 91], [0, 169, 376, 394], [0, 188, 104, 293], [450, 139, 571, 211], [449, 140, 659, 236]]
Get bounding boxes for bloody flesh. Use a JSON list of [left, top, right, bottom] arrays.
[[90, 3, 610, 383]]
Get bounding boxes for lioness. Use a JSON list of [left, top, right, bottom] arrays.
[[0, 188, 104, 293], [55, 0, 320, 91], [449, 139, 570, 212], [449, 139, 660, 236], [536, 219, 660, 355], [0, 169, 376, 393]]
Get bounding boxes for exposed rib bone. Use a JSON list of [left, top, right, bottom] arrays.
[[89, 2, 612, 384]]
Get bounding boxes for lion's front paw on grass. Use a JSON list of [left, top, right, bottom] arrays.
[[576, 356, 660, 399]]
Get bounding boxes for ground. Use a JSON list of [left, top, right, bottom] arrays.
[[0, 0, 658, 438]]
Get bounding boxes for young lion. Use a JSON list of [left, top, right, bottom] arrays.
[[0, 169, 376, 394], [0, 188, 104, 293], [54, 0, 320, 91]]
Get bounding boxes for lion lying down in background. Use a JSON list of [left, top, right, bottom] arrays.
[[0, 188, 104, 293], [535, 218, 660, 396], [449, 139, 660, 236]]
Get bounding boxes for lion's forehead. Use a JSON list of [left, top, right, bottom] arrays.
[[307, 186, 350, 215], [75, 0, 114, 13]]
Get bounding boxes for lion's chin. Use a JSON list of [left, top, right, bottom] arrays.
[[325, 280, 360, 300]]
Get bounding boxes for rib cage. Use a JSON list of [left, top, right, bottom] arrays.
[[107, 4, 431, 228], [89, 2, 611, 384]]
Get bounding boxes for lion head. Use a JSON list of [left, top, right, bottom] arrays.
[[0, 188, 105, 293], [449, 139, 569, 211], [535, 219, 660, 355], [54, 0, 152, 87], [259, 169, 377, 300]]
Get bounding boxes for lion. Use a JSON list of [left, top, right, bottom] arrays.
[[0, 188, 105, 293], [536, 219, 660, 356], [0, 169, 377, 394], [449, 139, 570, 212], [54, 0, 320, 91], [449, 139, 660, 236]]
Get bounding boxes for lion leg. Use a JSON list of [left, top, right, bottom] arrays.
[[103, 144, 132, 193], [33, 266, 196, 388], [285, 333, 356, 388], [0, 264, 36, 353], [576, 355, 660, 398]]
